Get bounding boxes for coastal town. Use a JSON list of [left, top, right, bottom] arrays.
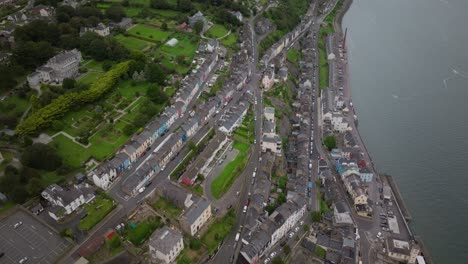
[[0, 0, 432, 263]]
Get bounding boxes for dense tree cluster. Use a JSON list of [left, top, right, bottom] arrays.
[[16, 61, 132, 135]]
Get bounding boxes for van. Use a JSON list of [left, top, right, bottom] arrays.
[[235, 232, 240, 242], [252, 172, 256, 178], [243, 206, 247, 213]]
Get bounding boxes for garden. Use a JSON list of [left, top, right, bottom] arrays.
[[128, 24, 171, 42], [201, 209, 236, 253], [125, 217, 162, 246], [114, 34, 152, 51], [78, 196, 116, 231]]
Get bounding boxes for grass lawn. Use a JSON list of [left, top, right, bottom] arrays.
[[114, 34, 151, 51], [116, 80, 151, 99], [220, 32, 238, 49], [125, 7, 143, 17], [128, 24, 171, 42], [206, 24, 229, 39], [126, 218, 162, 246], [51, 134, 92, 168], [201, 209, 236, 253], [152, 9, 183, 18], [79, 196, 115, 231], [83, 60, 104, 71], [164, 87, 177, 97], [318, 36, 329, 89], [0, 201, 15, 214], [87, 120, 132, 161], [78, 72, 105, 85], [152, 197, 182, 220], [287, 48, 301, 64], [0, 95, 29, 117], [160, 32, 198, 57], [211, 141, 250, 199], [39, 170, 67, 187]]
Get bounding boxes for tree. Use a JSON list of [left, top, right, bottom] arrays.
[[188, 140, 198, 152], [193, 19, 204, 34], [272, 256, 284, 264], [145, 64, 166, 85], [62, 78, 76, 90], [146, 85, 168, 104], [21, 143, 62, 171], [60, 228, 74, 239], [26, 177, 43, 196], [283, 244, 291, 256], [189, 238, 202, 250], [106, 4, 126, 22], [176, 0, 192, 12], [106, 235, 121, 249], [303, 224, 310, 231], [123, 124, 136, 136], [150, 0, 170, 9], [161, 22, 168, 31], [13, 41, 55, 69], [175, 54, 186, 65], [323, 135, 336, 151], [311, 211, 322, 222]]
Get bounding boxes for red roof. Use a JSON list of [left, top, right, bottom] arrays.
[[105, 230, 116, 240], [358, 160, 366, 168], [181, 177, 193, 186]]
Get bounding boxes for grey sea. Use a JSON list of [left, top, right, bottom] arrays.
[[343, 0, 468, 262]]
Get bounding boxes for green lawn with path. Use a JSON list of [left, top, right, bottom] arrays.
[[206, 24, 229, 39], [220, 32, 238, 49], [79, 196, 115, 231], [78, 72, 105, 85], [128, 24, 171, 42], [210, 141, 250, 199]]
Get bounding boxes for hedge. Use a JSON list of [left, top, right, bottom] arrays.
[[16, 61, 132, 135]]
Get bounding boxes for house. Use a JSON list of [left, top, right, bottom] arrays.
[[179, 198, 212, 236], [342, 173, 367, 206], [81, 23, 110, 37], [359, 167, 373, 182], [27, 49, 82, 87], [276, 67, 288, 82], [110, 152, 131, 173], [181, 117, 199, 138], [0, 191, 7, 202], [264, 107, 275, 122], [230, 11, 243, 22], [219, 102, 249, 135], [122, 144, 138, 163], [41, 183, 95, 220], [188, 11, 206, 27], [206, 39, 218, 53], [121, 163, 155, 196], [156, 181, 194, 209], [117, 18, 133, 29], [0, 0, 15, 6], [262, 67, 275, 90], [385, 236, 421, 263], [261, 134, 282, 155], [28, 5, 55, 19], [331, 113, 348, 133], [92, 164, 117, 190], [149, 226, 184, 264]]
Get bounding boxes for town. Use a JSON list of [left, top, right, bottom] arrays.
[[0, 0, 431, 263]]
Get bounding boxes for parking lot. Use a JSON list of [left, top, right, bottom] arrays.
[[0, 210, 70, 264]]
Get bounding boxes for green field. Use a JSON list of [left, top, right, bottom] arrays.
[[201, 209, 236, 253], [210, 142, 250, 199], [82, 60, 104, 71], [128, 24, 171, 42], [287, 48, 301, 64], [126, 218, 162, 246], [206, 24, 229, 39], [78, 72, 105, 85], [79, 197, 115, 231], [0, 95, 29, 118], [220, 32, 238, 49], [152, 197, 182, 220], [160, 33, 198, 57], [114, 34, 151, 51]]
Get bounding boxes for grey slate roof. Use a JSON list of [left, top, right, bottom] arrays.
[[182, 198, 210, 225], [149, 226, 183, 255]]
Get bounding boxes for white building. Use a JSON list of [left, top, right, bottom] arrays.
[[331, 113, 349, 133], [41, 184, 95, 220], [385, 236, 421, 264], [149, 226, 184, 264], [92, 164, 117, 190], [179, 198, 212, 236], [27, 49, 82, 87], [81, 23, 110, 37], [262, 67, 275, 90]]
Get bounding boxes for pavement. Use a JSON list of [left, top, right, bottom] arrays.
[[0, 210, 70, 264]]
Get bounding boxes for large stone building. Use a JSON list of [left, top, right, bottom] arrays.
[[179, 198, 212, 236], [27, 49, 82, 87]]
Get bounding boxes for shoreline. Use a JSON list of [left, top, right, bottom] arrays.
[[331, 2, 434, 263]]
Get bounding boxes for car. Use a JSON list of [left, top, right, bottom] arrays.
[[248, 192, 251, 196], [300, 220, 304, 225], [264, 257, 271, 263], [270, 252, 277, 258], [254, 139, 257, 144], [13, 221, 23, 229], [376, 232, 382, 239], [236, 191, 240, 196], [288, 232, 294, 238], [138, 187, 145, 193], [294, 226, 300, 232], [243, 205, 247, 213], [19, 257, 28, 263]]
